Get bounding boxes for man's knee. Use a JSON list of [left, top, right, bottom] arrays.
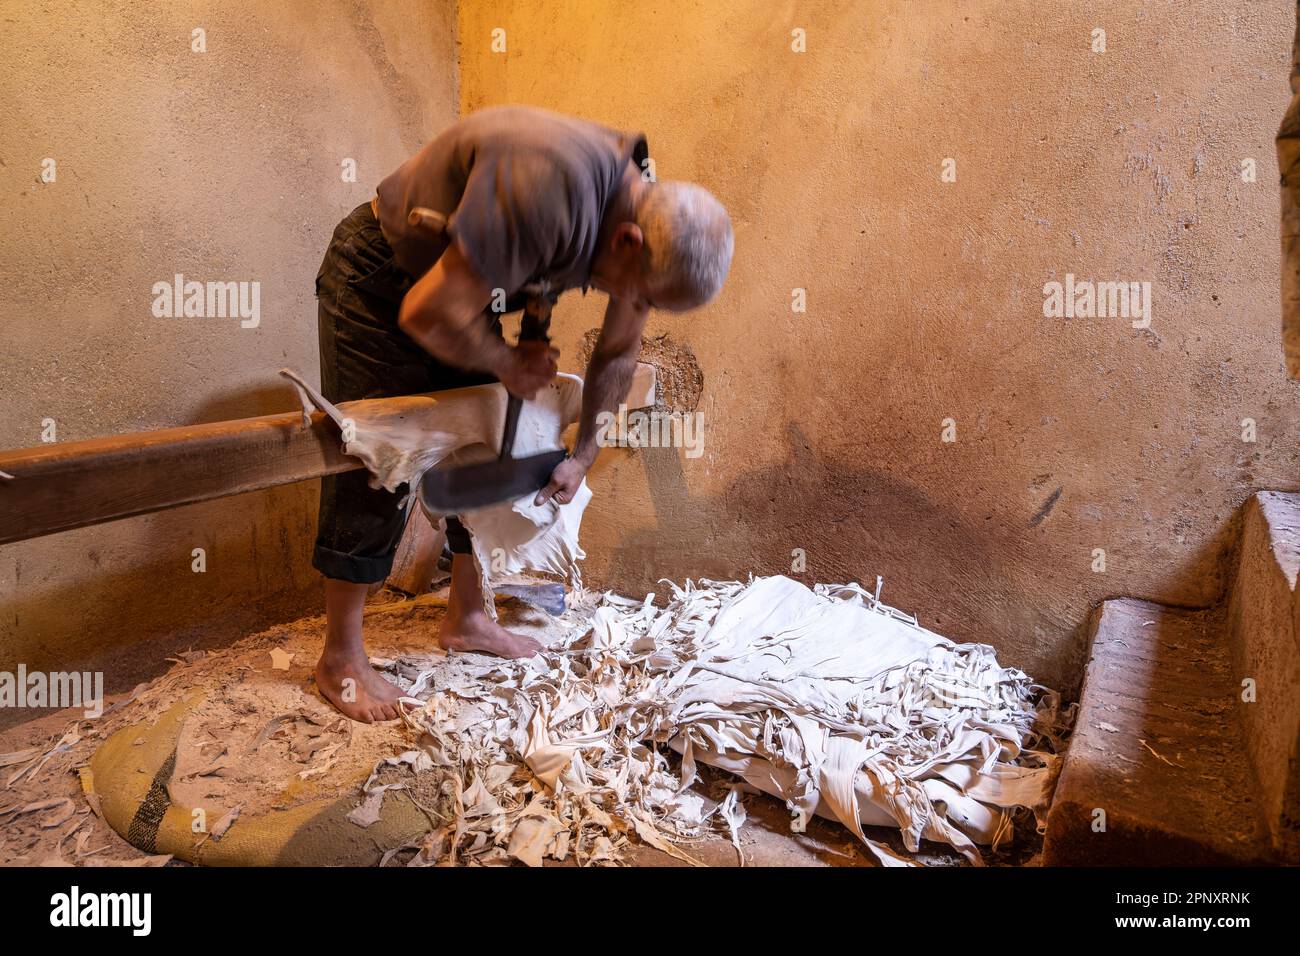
[[314, 471, 410, 584]]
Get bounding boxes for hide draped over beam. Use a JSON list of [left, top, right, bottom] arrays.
[[0, 363, 653, 547], [278, 368, 592, 611]]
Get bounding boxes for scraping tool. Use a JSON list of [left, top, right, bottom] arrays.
[[417, 295, 566, 514]]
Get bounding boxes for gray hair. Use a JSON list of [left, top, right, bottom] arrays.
[[634, 180, 734, 306]]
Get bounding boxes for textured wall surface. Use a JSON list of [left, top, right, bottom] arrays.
[[459, 0, 1300, 691], [0, 0, 456, 677]]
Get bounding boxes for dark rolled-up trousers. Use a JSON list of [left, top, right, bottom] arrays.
[[312, 202, 500, 584]]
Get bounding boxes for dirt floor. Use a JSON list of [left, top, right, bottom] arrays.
[[0, 585, 1042, 867]]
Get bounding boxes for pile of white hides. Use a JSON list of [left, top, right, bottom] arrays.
[[370, 575, 1061, 867]]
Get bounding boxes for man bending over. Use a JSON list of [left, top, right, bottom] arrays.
[[311, 105, 733, 722]]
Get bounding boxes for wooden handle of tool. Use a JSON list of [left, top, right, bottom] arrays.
[[520, 294, 553, 343], [499, 295, 554, 461], [498, 394, 523, 463], [407, 207, 448, 233]]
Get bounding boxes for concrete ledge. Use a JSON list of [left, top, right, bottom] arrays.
[[1044, 598, 1272, 865], [1226, 491, 1300, 858]]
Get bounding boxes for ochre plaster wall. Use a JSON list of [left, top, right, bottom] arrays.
[[0, 0, 457, 680], [459, 1, 1300, 690]]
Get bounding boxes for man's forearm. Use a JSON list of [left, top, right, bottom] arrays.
[[572, 348, 637, 467], [571, 295, 648, 467], [395, 241, 511, 375], [400, 304, 513, 375]]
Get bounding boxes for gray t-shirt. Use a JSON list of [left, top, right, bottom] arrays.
[[375, 106, 649, 296]]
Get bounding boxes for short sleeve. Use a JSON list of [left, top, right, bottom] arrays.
[[446, 150, 568, 295]]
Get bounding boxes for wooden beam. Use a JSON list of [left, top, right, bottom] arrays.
[[0, 410, 358, 546], [0, 363, 661, 547]]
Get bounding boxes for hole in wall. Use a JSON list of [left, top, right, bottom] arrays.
[[578, 330, 704, 413]]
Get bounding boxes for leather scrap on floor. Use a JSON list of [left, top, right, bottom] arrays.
[[366, 574, 1069, 866], [66, 574, 1068, 866]]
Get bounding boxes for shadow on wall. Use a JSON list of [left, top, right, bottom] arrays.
[[188, 382, 308, 423], [599, 421, 1242, 697], [604, 419, 1000, 629]]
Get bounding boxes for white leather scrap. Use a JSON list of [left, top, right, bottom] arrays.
[[377, 575, 1065, 867], [279, 368, 590, 599]]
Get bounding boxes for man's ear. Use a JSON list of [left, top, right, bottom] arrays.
[[612, 222, 644, 255]]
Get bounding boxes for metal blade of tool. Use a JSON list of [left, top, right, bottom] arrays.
[[419, 446, 566, 512]]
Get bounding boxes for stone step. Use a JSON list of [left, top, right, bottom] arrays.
[[1044, 598, 1273, 864], [1226, 491, 1300, 858]]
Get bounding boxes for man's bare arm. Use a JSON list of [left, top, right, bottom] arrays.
[[571, 295, 649, 467], [397, 241, 508, 373], [533, 295, 647, 507], [398, 241, 558, 398]]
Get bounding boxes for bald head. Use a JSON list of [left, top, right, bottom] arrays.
[[633, 180, 734, 309]]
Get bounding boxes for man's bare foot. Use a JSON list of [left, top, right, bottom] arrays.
[[439, 552, 543, 659], [315, 649, 405, 723], [439, 609, 544, 658], [318, 577, 406, 723]]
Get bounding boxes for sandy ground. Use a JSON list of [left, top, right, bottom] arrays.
[[0, 586, 1041, 868]]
